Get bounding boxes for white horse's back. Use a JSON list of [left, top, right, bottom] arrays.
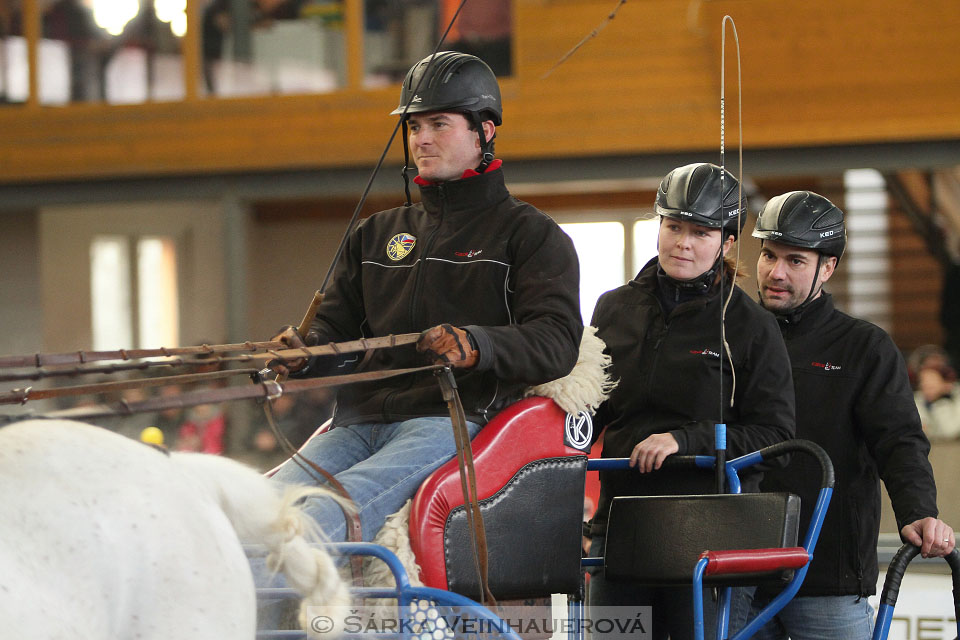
[[0, 419, 347, 639]]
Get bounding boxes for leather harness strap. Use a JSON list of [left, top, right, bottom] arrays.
[[0, 333, 422, 371], [267, 292, 368, 588], [261, 398, 366, 590], [263, 287, 371, 589], [15, 336, 494, 599], [32, 365, 446, 421], [0, 368, 256, 405], [436, 367, 496, 607]]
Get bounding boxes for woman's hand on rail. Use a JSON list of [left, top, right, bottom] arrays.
[[629, 433, 679, 473]]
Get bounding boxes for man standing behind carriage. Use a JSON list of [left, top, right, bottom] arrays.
[[267, 51, 583, 546], [733, 191, 956, 639]]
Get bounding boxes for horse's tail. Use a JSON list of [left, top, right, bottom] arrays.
[[173, 453, 351, 637]]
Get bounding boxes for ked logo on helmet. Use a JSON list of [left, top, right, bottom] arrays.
[[386, 233, 416, 261]]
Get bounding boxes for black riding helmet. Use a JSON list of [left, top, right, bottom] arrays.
[[752, 190, 846, 259], [391, 51, 502, 126], [392, 52, 501, 198], [654, 163, 745, 292], [752, 191, 846, 319], [655, 163, 745, 238]]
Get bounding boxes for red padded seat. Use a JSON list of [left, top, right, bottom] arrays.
[[409, 397, 589, 598]]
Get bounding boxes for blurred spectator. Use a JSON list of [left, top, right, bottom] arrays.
[[152, 382, 188, 445], [42, 0, 108, 101], [439, 0, 511, 76], [176, 402, 227, 453], [910, 344, 960, 441], [174, 346, 229, 454], [201, 0, 315, 93], [2, 1, 24, 104]]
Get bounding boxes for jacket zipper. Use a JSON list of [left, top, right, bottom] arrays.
[[383, 187, 445, 423], [409, 185, 445, 329]]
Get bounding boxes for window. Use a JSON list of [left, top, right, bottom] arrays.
[[202, 0, 347, 96], [90, 236, 134, 350], [90, 235, 179, 350], [560, 221, 624, 324], [559, 214, 660, 324], [843, 169, 890, 331]]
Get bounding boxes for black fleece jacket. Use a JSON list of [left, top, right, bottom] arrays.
[[758, 293, 938, 597], [299, 167, 583, 428], [589, 259, 796, 535]]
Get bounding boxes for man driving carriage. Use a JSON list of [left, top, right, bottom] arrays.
[[266, 51, 583, 547]]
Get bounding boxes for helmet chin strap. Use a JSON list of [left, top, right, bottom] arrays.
[[401, 119, 413, 206], [472, 113, 495, 173], [661, 246, 725, 294]]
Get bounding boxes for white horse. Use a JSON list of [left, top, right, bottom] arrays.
[[0, 419, 350, 640]]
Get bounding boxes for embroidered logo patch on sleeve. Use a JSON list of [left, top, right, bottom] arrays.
[[386, 233, 417, 261]]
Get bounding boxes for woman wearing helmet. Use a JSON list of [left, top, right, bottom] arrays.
[[586, 163, 796, 639]]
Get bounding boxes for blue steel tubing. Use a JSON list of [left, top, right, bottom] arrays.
[[692, 566, 734, 640], [725, 488, 830, 639], [586, 455, 716, 472], [725, 464, 742, 495], [950, 549, 960, 638], [400, 586, 525, 640], [716, 586, 732, 640], [568, 596, 583, 640], [871, 545, 960, 640], [800, 488, 833, 552], [327, 545, 525, 640], [692, 557, 710, 640], [726, 450, 763, 475], [327, 542, 413, 590], [727, 560, 812, 640], [872, 604, 896, 640], [257, 559, 525, 640], [697, 440, 835, 640]]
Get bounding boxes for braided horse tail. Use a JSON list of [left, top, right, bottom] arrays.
[[174, 451, 351, 636]]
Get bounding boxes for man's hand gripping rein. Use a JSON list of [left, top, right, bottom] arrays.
[[417, 324, 479, 369]]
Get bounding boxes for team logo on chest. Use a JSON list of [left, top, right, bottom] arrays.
[[690, 347, 720, 359], [812, 361, 842, 372], [386, 233, 416, 261]]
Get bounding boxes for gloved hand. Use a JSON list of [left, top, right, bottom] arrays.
[[417, 324, 479, 369], [268, 326, 321, 376]]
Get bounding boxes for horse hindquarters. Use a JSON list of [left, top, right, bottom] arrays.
[[0, 420, 255, 640], [173, 452, 352, 637]]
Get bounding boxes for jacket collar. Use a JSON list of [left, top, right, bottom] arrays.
[[630, 257, 719, 316], [413, 159, 503, 187], [776, 292, 834, 335], [416, 163, 510, 217]]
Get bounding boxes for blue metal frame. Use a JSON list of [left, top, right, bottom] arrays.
[[255, 441, 835, 640], [872, 545, 960, 640], [586, 439, 834, 640], [254, 542, 523, 640]]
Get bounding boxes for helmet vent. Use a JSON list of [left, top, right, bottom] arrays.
[[813, 208, 843, 230]]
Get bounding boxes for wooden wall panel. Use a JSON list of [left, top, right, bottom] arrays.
[[889, 202, 945, 352], [1, 0, 958, 183]]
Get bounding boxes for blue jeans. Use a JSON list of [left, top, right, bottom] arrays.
[[252, 416, 481, 589], [729, 588, 875, 640]]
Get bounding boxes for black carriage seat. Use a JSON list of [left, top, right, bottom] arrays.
[[603, 492, 801, 586]]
